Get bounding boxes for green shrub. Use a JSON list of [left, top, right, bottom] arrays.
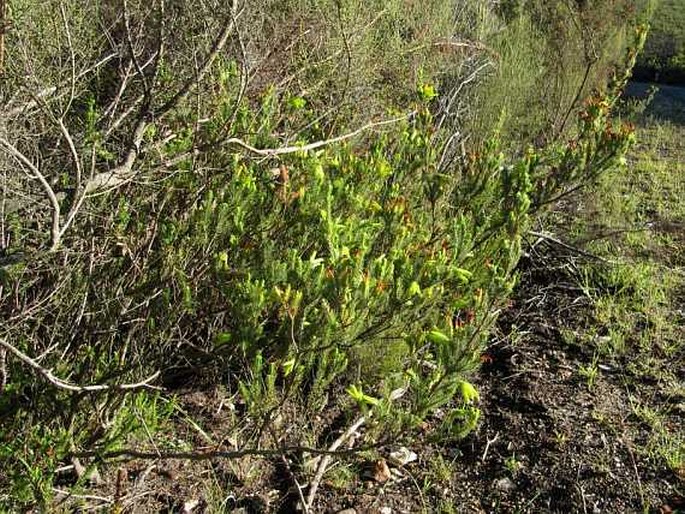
[[0, 0, 644, 508], [635, 0, 685, 83]]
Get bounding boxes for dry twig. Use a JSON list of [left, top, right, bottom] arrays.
[[482, 431, 500, 462], [304, 415, 367, 511], [529, 230, 613, 263], [0, 0, 6, 76], [0, 337, 161, 392], [0, 136, 62, 250], [71, 441, 383, 461], [85, 5, 239, 194], [226, 113, 412, 157]]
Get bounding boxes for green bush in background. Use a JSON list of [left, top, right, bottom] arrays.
[[471, 0, 641, 145], [634, 0, 685, 83]]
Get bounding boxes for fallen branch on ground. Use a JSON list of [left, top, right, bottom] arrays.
[[305, 414, 367, 511], [529, 230, 614, 263], [71, 440, 385, 461]]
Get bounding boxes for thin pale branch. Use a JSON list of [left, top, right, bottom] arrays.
[[58, 118, 82, 190], [226, 113, 412, 157], [155, 5, 238, 117], [84, 117, 147, 193], [87, 4, 238, 194], [105, 94, 145, 137], [102, 50, 160, 127], [528, 230, 612, 263], [71, 440, 382, 461], [0, 0, 6, 76], [59, 3, 77, 116], [436, 60, 492, 133], [4, 53, 119, 117], [122, 0, 150, 95], [0, 136, 61, 249], [0, 347, 6, 393], [0, 337, 161, 392], [306, 415, 367, 510]]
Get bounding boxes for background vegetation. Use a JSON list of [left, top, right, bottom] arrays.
[[634, 0, 685, 83]]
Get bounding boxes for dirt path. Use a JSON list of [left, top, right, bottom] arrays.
[[625, 81, 685, 123]]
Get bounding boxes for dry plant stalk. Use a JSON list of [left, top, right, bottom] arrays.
[[0, 338, 161, 392], [0, 0, 5, 76]]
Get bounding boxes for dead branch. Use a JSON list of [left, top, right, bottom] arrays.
[[84, 117, 148, 193], [105, 93, 145, 137], [0, 136, 61, 250], [305, 414, 367, 511], [71, 440, 383, 462], [155, 3, 239, 117], [59, 4, 77, 116], [225, 113, 412, 157], [59, 118, 82, 190], [4, 53, 120, 117], [0, 337, 161, 392], [528, 230, 612, 263], [0, 347, 6, 392], [0, 0, 6, 76], [85, 3, 239, 194], [267, 425, 310, 514], [122, 0, 151, 96], [481, 431, 499, 462], [436, 60, 492, 133]]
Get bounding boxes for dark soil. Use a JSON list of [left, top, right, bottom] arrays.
[[436, 254, 683, 513], [306, 250, 684, 514]]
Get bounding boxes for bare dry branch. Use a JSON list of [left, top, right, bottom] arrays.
[[0, 337, 161, 392], [436, 60, 492, 133], [105, 94, 145, 137], [0, 347, 6, 393], [306, 415, 367, 511], [86, 3, 239, 194], [71, 440, 383, 462], [225, 113, 412, 157], [156, 4, 239, 117], [122, 0, 150, 96], [58, 118, 82, 190], [528, 230, 612, 263], [4, 53, 120, 117], [0, 0, 6, 76], [0, 136, 61, 250], [84, 117, 147, 193], [59, 3, 77, 116]]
